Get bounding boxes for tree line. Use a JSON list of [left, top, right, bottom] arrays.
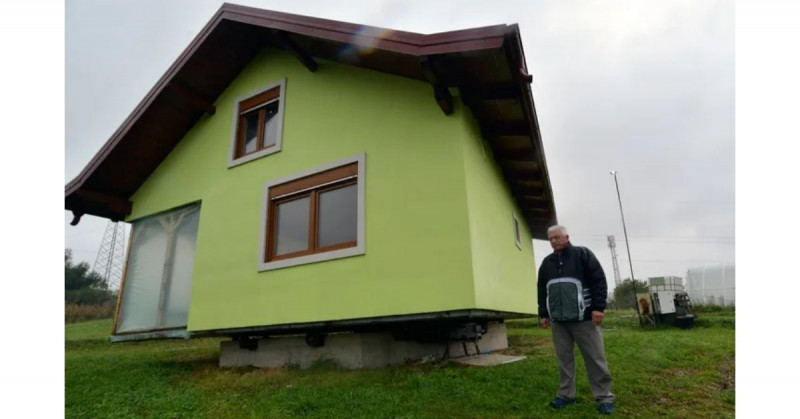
[[65, 249, 117, 321]]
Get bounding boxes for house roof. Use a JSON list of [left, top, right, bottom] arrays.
[[65, 2, 557, 239]]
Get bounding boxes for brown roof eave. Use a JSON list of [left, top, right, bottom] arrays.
[[501, 26, 558, 238], [221, 3, 509, 46], [220, 6, 507, 56], [66, 189, 132, 225]]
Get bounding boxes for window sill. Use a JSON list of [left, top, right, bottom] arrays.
[[258, 244, 365, 272], [111, 328, 190, 342], [228, 146, 281, 169]]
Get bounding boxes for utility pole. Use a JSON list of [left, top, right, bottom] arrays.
[[610, 171, 642, 326], [607, 235, 622, 286]]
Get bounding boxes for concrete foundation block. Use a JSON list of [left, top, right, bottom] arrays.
[[219, 322, 509, 369], [445, 322, 509, 358]]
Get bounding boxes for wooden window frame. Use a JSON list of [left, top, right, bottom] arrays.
[[265, 162, 358, 261], [512, 212, 523, 250], [258, 154, 366, 272], [228, 78, 287, 168]]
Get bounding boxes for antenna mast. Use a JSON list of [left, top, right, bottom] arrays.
[[607, 235, 623, 286]]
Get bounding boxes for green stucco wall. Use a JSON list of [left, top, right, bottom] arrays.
[[128, 48, 480, 332], [459, 108, 538, 314]]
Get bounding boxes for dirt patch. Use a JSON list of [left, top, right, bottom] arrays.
[[660, 366, 699, 379], [716, 355, 735, 390], [502, 335, 553, 356]]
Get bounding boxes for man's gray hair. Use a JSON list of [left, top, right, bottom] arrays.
[[547, 225, 568, 235]]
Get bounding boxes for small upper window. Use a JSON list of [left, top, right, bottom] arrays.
[[228, 79, 286, 168], [513, 212, 522, 249]]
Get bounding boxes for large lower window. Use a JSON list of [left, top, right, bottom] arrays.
[[259, 154, 366, 271], [228, 79, 286, 168]]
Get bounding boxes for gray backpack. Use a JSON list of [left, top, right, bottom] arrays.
[[546, 278, 585, 322]]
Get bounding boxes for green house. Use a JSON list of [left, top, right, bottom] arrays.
[[65, 4, 557, 344]]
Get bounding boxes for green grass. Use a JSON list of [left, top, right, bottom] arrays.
[[66, 311, 734, 418]]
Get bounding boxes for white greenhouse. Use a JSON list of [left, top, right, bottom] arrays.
[[685, 264, 735, 306]]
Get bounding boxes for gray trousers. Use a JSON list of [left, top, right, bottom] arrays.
[[551, 320, 614, 403]]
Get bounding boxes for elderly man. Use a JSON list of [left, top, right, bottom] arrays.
[[538, 225, 615, 415]]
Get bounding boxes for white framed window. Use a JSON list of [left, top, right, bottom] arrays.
[[512, 212, 522, 250], [258, 153, 366, 271], [228, 78, 287, 168]]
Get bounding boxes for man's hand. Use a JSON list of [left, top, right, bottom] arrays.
[[592, 311, 605, 326], [540, 317, 550, 329]]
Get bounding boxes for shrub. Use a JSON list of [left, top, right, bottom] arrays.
[[691, 303, 735, 314], [66, 288, 116, 306], [65, 302, 116, 323], [693, 315, 735, 329]]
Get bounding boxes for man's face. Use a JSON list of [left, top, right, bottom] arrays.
[[548, 230, 569, 252]]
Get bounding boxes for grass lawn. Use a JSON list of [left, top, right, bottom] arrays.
[[65, 310, 734, 418]]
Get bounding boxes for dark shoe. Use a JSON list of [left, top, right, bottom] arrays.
[[598, 402, 615, 414], [550, 397, 577, 409]]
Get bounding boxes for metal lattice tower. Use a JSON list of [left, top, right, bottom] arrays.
[[93, 221, 127, 290], [607, 235, 622, 286]]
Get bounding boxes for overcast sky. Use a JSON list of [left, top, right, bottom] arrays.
[[64, 0, 735, 292]]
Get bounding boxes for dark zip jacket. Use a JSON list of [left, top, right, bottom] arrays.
[[538, 243, 608, 321]]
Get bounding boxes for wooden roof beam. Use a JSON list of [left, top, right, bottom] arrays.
[[518, 190, 546, 200], [493, 148, 537, 163], [419, 56, 454, 115], [74, 189, 132, 218], [69, 211, 84, 226], [514, 179, 544, 187], [272, 30, 318, 72], [482, 121, 529, 137], [529, 216, 552, 223], [460, 82, 520, 104], [167, 82, 216, 115], [518, 66, 533, 83], [506, 166, 541, 178]]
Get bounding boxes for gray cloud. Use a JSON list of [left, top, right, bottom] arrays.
[[66, 0, 734, 291]]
